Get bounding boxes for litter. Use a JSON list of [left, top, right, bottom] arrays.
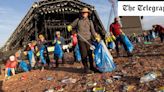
[[55, 86, 64, 92], [87, 82, 97, 87], [47, 77, 53, 81], [21, 75, 27, 80], [61, 78, 76, 84], [140, 71, 162, 83], [45, 88, 54, 92], [105, 79, 113, 84], [113, 76, 122, 80], [92, 87, 105, 92], [123, 85, 136, 92], [156, 86, 164, 92], [144, 42, 152, 45]]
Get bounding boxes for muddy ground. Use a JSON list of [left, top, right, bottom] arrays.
[[0, 40, 163, 92]]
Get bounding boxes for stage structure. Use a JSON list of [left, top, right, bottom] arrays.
[[2, 0, 106, 52]]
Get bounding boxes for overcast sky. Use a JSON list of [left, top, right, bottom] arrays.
[[0, 0, 164, 48]]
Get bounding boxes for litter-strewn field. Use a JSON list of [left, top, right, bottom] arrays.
[[0, 40, 163, 92]]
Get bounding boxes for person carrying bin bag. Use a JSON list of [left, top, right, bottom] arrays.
[[110, 17, 133, 57], [67, 7, 101, 73]]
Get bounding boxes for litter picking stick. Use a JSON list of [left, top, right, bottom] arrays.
[[77, 33, 95, 50]]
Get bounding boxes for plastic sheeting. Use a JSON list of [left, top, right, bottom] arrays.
[[94, 40, 116, 72]]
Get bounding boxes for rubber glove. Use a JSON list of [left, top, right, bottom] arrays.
[[112, 35, 116, 41], [67, 25, 72, 32], [95, 34, 101, 42], [57, 40, 61, 44], [122, 32, 125, 35], [90, 45, 96, 51]]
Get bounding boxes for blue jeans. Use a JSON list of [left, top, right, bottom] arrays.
[[40, 47, 46, 65], [114, 35, 128, 54]]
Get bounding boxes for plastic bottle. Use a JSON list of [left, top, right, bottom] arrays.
[[140, 72, 161, 83]]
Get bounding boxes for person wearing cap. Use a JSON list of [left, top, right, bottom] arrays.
[[67, 7, 100, 73], [4, 55, 18, 80], [37, 34, 47, 71], [110, 17, 132, 57], [53, 31, 65, 68]]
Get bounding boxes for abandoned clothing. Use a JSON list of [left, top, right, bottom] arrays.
[[71, 18, 96, 41]]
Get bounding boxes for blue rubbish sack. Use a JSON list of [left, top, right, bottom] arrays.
[[54, 43, 63, 59], [74, 45, 82, 62], [108, 42, 116, 49], [7, 68, 11, 76], [121, 34, 134, 52], [19, 61, 30, 72], [94, 40, 116, 72]]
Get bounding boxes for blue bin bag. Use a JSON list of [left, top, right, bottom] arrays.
[[108, 41, 116, 49], [7, 68, 11, 76], [121, 34, 134, 52], [19, 61, 30, 72], [94, 40, 116, 72], [74, 44, 82, 62], [54, 43, 63, 59]]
